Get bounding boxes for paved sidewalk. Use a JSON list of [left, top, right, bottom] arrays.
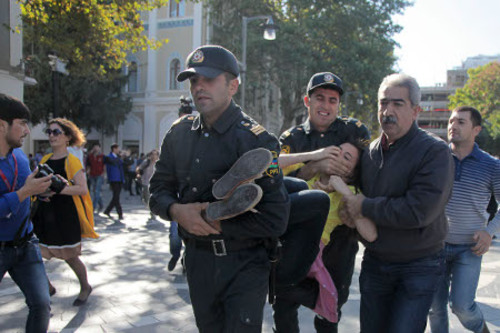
[[1, 189, 500, 332]]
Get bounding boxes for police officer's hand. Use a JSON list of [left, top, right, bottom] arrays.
[[170, 202, 220, 236], [310, 146, 341, 161], [471, 230, 492, 256], [16, 167, 53, 202], [316, 151, 352, 178]]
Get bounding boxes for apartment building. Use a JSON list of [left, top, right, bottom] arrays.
[[418, 55, 500, 139]]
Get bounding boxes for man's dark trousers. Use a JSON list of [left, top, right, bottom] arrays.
[[359, 250, 445, 333], [104, 182, 123, 218], [185, 241, 270, 332]]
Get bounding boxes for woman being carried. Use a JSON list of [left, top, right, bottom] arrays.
[[277, 137, 376, 325]]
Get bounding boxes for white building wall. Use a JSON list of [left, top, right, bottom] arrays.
[[1, 1, 29, 151]]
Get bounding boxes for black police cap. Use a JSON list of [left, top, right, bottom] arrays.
[[177, 45, 240, 82], [307, 72, 344, 96]]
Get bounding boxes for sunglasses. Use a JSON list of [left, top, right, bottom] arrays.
[[45, 128, 64, 136]]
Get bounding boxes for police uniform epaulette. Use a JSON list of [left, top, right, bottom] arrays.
[[289, 126, 304, 133], [241, 119, 267, 136], [171, 114, 195, 127], [281, 130, 292, 139]]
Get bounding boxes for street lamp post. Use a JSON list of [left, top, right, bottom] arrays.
[[241, 15, 276, 110], [48, 55, 68, 118]]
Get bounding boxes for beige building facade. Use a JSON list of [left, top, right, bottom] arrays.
[[118, 1, 207, 155]]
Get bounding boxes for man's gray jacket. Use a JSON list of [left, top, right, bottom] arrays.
[[360, 122, 454, 262]]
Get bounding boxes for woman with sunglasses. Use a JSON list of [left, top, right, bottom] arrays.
[[33, 118, 97, 306]]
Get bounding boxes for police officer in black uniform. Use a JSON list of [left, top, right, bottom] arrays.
[[149, 45, 290, 332], [275, 72, 370, 333]]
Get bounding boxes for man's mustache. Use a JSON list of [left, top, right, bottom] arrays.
[[382, 116, 397, 124]]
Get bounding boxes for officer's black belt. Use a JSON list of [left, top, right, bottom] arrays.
[[0, 231, 33, 249], [189, 238, 264, 256]]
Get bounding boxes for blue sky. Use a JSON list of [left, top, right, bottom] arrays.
[[392, 0, 500, 87]]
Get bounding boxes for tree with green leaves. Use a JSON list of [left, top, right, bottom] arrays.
[[20, 0, 168, 77], [18, 0, 170, 134], [449, 62, 500, 155], [207, 0, 410, 134]]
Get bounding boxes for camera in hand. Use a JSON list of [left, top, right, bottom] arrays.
[[36, 164, 67, 193]]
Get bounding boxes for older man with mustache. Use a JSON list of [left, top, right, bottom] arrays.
[[342, 73, 454, 333]]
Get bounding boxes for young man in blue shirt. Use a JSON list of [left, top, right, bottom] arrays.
[[103, 143, 125, 220], [0, 93, 53, 332], [429, 106, 499, 333]]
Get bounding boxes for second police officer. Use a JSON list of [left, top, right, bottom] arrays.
[[276, 72, 370, 333]]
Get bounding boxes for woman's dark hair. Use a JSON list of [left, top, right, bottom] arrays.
[[343, 135, 369, 193], [0, 93, 31, 124]]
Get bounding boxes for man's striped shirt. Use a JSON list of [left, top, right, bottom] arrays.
[[445, 143, 500, 244]]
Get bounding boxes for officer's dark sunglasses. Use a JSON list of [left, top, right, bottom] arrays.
[[45, 128, 63, 136]]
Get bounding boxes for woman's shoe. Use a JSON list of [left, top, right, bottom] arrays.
[[73, 286, 92, 306], [49, 284, 56, 297]]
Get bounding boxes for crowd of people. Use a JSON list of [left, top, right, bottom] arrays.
[[0, 43, 499, 333]]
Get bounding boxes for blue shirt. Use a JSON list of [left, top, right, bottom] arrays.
[[0, 148, 32, 241], [446, 143, 500, 244], [105, 153, 124, 183]]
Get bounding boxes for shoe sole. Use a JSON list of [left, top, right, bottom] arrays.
[[206, 184, 263, 221], [212, 148, 273, 200]]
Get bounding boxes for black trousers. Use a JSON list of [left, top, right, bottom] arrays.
[[185, 241, 270, 332], [104, 182, 123, 218], [126, 171, 139, 194]]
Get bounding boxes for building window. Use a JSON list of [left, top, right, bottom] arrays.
[[169, 59, 181, 90], [169, 0, 185, 17], [128, 61, 138, 92]]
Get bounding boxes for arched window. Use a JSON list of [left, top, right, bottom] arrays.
[[169, 59, 181, 90], [169, 0, 185, 17], [128, 61, 138, 92]]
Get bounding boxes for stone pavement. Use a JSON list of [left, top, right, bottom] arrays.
[[1, 188, 500, 332]]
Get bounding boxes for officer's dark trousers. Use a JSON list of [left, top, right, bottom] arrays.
[[273, 177, 330, 333], [104, 182, 123, 218], [185, 241, 270, 333], [314, 224, 359, 333]]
